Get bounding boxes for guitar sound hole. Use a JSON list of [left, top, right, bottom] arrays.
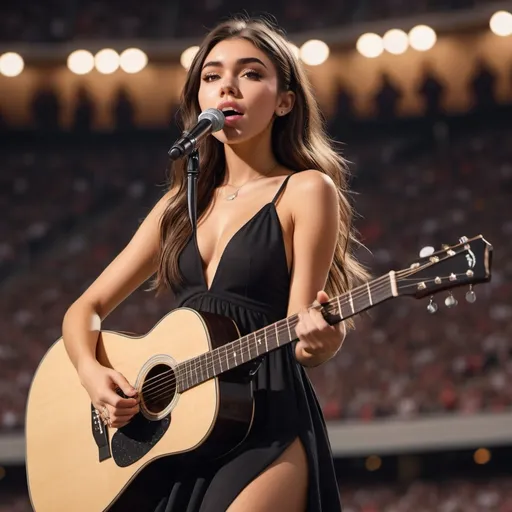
[[141, 363, 176, 414]]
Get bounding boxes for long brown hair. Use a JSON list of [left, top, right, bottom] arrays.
[[154, 16, 368, 324]]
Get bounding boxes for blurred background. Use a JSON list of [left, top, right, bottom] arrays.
[[0, 0, 511, 510]]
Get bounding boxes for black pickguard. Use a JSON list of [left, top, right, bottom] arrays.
[[111, 413, 170, 468]]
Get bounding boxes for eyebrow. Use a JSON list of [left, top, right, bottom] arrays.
[[201, 57, 268, 71]]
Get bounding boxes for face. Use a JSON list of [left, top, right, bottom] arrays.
[[197, 38, 293, 144]]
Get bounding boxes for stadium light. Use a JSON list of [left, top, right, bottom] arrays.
[[299, 40, 330, 66], [383, 29, 409, 55], [0, 52, 24, 77], [356, 33, 384, 58], [94, 49, 120, 75], [180, 46, 199, 70], [67, 50, 95, 75], [409, 25, 437, 51], [119, 48, 148, 74], [490, 11, 512, 37]]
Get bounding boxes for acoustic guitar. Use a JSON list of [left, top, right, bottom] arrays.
[[25, 235, 492, 511]]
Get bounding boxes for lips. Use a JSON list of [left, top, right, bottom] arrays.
[[218, 101, 244, 118]]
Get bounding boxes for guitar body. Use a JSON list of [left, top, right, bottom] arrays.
[[25, 235, 493, 511], [25, 308, 255, 512]]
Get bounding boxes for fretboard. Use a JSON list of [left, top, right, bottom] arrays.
[[177, 272, 397, 391]]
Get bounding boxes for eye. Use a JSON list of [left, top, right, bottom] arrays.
[[242, 69, 262, 80], [202, 73, 220, 82]]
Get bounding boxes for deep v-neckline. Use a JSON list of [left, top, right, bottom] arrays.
[[193, 202, 274, 292]]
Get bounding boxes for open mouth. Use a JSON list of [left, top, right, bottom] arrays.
[[222, 109, 243, 117]]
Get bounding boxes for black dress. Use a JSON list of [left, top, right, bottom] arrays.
[[146, 174, 341, 511]]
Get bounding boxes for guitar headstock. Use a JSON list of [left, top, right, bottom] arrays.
[[395, 235, 492, 307]]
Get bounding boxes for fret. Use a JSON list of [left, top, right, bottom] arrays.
[[275, 323, 280, 347], [224, 345, 231, 370], [337, 295, 343, 319], [218, 346, 224, 373], [367, 282, 373, 306], [264, 328, 268, 352], [352, 286, 370, 314], [371, 276, 392, 304], [204, 352, 210, 380], [348, 291, 355, 313], [339, 294, 353, 319], [185, 360, 191, 389], [286, 317, 292, 341], [255, 332, 261, 356], [239, 337, 244, 363], [194, 357, 198, 385]]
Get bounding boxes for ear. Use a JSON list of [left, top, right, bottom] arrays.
[[275, 90, 295, 117]]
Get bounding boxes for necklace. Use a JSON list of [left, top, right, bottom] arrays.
[[223, 165, 279, 201]]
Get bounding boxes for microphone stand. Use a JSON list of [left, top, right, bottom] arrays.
[[186, 150, 200, 232]]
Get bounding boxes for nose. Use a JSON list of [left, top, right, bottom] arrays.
[[219, 77, 239, 98]]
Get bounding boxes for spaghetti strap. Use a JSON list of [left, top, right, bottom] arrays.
[[271, 173, 293, 204]]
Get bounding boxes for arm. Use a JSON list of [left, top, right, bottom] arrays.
[[285, 170, 345, 367], [62, 189, 174, 376]]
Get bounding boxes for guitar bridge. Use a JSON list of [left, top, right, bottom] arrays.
[[91, 403, 111, 462]]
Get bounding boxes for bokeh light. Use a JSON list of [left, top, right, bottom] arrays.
[[409, 25, 437, 51], [365, 455, 382, 471], [67, 50, 95, 75], [299, 39, 330, 66], [180, 46, 200, 70], [490, 11, 512, 37], [119, 48, 148, 74], [0, 52, 25, 77], [356, 33, 384, 58], [94, 49, 120, 75], [383, 29, 409, 55], [474, 448, 491, 465]]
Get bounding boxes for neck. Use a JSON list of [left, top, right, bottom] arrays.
[[222, 123, 277, 185], [175, 272, 398, 392]]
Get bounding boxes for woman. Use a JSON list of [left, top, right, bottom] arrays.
[[62, 16, 367, 512]]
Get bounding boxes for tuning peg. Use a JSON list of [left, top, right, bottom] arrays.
[[465, 285, 477, 303], [445, 292, 458, 308], [427, 296, 438, 314]]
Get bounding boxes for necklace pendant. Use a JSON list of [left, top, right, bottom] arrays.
[[225, 191, 238, 201]]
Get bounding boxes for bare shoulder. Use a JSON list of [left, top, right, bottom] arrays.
[[286, 170, 338, 213], [288, 169, 336, 195]]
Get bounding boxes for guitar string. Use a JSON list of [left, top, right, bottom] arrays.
[[139, 273, 394, 400], [143, 266, 463, 400], [141, 259, 446, 393], [139, 263, 459, 399]]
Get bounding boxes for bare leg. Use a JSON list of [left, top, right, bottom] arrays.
[[226, 437, 308, 512]]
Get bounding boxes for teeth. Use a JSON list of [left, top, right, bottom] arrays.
[[222, 107, 241, 114]]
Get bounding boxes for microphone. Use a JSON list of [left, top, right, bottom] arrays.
[[168, 108, 225, 160]]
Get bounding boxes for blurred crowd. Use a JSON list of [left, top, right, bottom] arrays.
[[310, 120, 512, 421], [340, 477, 512, 512], [0, 0, 491, 42], [0, 114, 510, 431], [2, 477, 512, 511]]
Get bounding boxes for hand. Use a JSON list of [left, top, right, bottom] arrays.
[[295, 290, 346, 366], [78, 360, 139, 429]]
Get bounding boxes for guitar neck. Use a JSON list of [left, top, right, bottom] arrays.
[[177, 272, 398, 391]]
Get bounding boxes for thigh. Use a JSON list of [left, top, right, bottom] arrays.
[[226, 437, 308, 512]]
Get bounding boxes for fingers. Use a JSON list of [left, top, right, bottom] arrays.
[[109, 371, 138, 398], [98, 403, 139, 429], [102, 388, 138, 409]]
